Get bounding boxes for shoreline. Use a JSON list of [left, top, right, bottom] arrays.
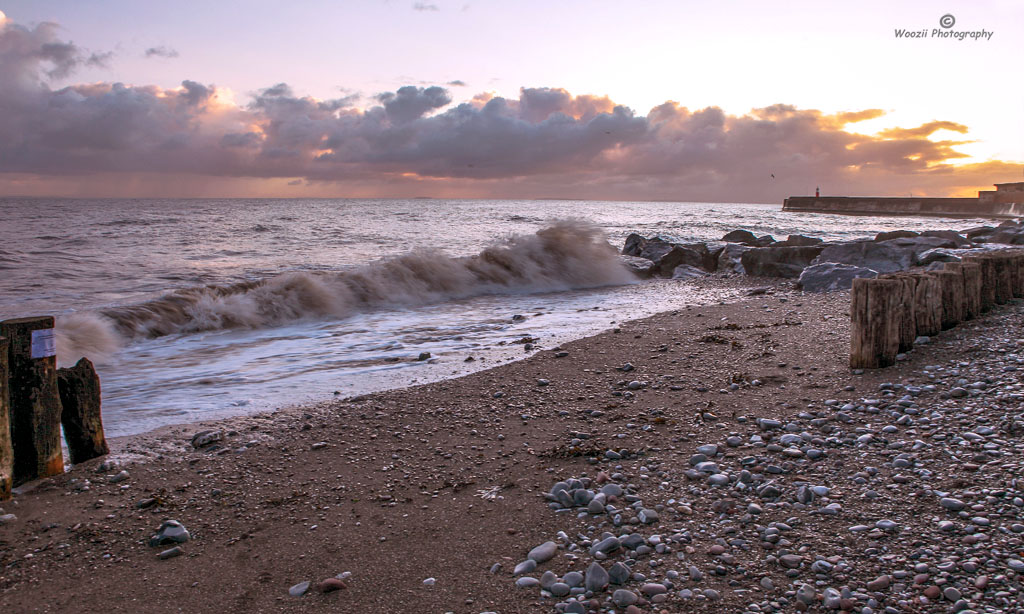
[[2, 277, 1023, 614]]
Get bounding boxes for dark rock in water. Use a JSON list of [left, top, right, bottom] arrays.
[[882, 235, 958, 251], [874, 230, 919, 241], [988, 226, 1024, 245], [718, 244, 750, 274], [622, 233, 647, 257], [920, 230, 970, 247], [721, 229, 758, 244], [619, 255, 657, 278], [671, 264, 707, 279], [776, 234, 823, 247], [916, 248, 960, 266], [965, 226, 995, 240], [753, 235, 777, 247], [798, 263, 878, 292], [740, 246, 824, 278], [814, 240, 912, 273]]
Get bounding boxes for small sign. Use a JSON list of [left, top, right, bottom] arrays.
[[31, 328, 56, 359]]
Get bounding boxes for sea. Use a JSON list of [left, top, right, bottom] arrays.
[[0, 198, 991, 437]]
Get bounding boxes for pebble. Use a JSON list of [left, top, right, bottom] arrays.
[[289, 581, 310, 597]]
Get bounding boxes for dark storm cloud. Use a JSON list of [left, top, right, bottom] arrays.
[[0, 15, 1013, 199], [144, 46, 179, 59]]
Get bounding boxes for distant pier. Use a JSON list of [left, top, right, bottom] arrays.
[[783, 182, 1024, 219]]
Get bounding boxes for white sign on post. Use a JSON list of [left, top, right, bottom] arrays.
[[30, 328, 56, 359]]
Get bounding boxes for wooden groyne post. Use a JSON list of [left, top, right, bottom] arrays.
[[0, 337, 12, 500], [850, 278, 902, 368], [851, 250, 1024, 369], [0, 316, 65, 486], [57, 357, 109, 464]]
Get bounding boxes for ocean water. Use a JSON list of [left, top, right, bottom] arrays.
[[0, 198, 992, 436]]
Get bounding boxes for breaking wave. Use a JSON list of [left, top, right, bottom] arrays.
[[56, 220, 632, 361]]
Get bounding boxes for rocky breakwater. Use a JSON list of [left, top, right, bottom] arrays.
[[619, 219, 1024, 293]]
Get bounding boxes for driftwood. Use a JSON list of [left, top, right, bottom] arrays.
[[57, 357, 109, 464], [0, 316, 64, 485]]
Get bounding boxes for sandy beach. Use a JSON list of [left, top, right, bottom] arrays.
[[1, 275, 1022, 614]]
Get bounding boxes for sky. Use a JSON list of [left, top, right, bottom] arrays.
[[0, 0, 1021, 201]]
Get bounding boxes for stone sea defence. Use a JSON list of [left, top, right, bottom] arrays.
[[783, 182, 1024, 219], [619, 218, 1024, 293]]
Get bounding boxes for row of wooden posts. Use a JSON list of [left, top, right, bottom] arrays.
[[851, 250, 1024, 369], [1, 316, 108, 500]]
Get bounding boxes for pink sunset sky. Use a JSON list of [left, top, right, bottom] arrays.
[[0, 0, 1021, 201]]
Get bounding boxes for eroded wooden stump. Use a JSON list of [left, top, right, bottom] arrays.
[[928, 270, 965, 330], [911, 273, 942, 337], [0, 337, 12, 500], [57, 357, 109, 464], [850, 278, 901, 369], [0, 317, 64, 486]]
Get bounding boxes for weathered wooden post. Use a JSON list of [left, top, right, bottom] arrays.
[[850, 278, 901, 369], [879, 273, 917, 353], [911, 273, 942, 337], [960, 261, 983, 319], [57, 357, 109, 464], [963, 255, 996, 311], [0, 317, 64, 485], [942, 262, 970, 320], [928, 269, 965, 330], [1010, 251, 1024, 298], [993, 253, 1013, 305], [0, 337, 12, 500]]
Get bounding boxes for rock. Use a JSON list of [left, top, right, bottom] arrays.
[[638, 508, 659, 524], [822, 587, 842, 609], [741, 246, 824, 278], [612, 589, 639, 606], [874, 230, 918, 241], [813, 240, 912, 273], [776, 234, 823, 247], [915, 248, 960, 266], [0, 514, 17, 525], [920, 229, 970, 246], [289, 581, 311, 597], [721, 229, 758, 244], [779, 554, 803, 569], [591, 536, 621, 556], [513, 559, 537, 575], [717, 243, 751, 274], [619, 255, 657, 278], [149, 520, 190, 547], [108, 470, 130, 484], [422, 577, 436, 586], [190, 430, 223, 448], [640, 583, 667, 596], [940, 497, 966, 511], [527, 541, 557, 563], [797, 262, 878, 292], [585, 561, 609, 592], [609, 562, 631, 585], [867, 575, 890, 591], [157, 546, 183, 560], [550, 582, 570, 597], [671, 264, 707, 279], [540, 570, 558, 590], [317, 578, 346, 593], [989, 227, 1024, 245], [515, 577, 539, 588], [417, 352, 431, 361]]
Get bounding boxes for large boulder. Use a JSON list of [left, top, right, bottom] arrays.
[[622, 233, 648, 257], [915, 248, 960, 266], [965, 226, 995, 241], [920, 230, 970, 247], [718, 244, 750, 274], [721, 229, 758, 244], [619, 255, 657, 278], [740, 246, 824, 278], [797, 263, 878, 292], [671, 264, 708, 279], [874, 230, 918, 242], [776, 234, 823, 247], [622, 235, 716, 276], [813, 240, 913, 273], [988, 226, 1024, 245]]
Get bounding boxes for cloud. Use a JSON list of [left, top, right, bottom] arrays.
[[446, 80, 466, 87], [412, 3, 439, 11], [0, 15, 1017, 200], [144, 46, 179, 59]]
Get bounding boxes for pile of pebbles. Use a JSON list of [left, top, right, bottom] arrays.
[[505, 331, 1024, 613]]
